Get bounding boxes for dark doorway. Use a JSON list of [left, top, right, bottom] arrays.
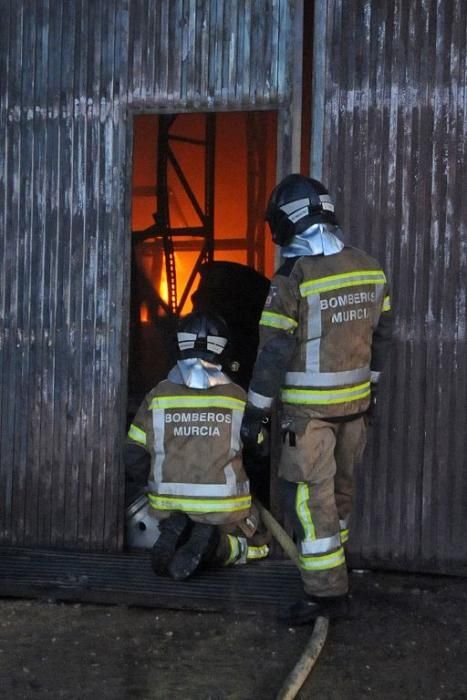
[[125, 111, 277, 522], [128, 111, 278, 415]]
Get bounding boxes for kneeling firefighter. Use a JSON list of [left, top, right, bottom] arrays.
[[124, 311, 270, 580], [241, 174, 393, 624]]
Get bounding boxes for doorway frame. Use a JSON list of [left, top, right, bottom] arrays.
[[120, 0, 304, 546]]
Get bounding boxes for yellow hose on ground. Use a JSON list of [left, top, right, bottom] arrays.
[[254, 500, 329, 700], [254, 500, 301, 568], [276, 616, 329, 700]]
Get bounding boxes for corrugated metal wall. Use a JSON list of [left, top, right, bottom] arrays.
[[312, 0, 467, 574], [0, 0, 300, 550], [128, 0, 289, 108]]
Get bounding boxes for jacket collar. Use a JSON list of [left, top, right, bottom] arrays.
[[282, 223, 345, 257], [167, 358, 231, 389]]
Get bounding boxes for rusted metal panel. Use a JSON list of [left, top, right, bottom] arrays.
[[311, 0, 467, 574], [0, 0, 298, 550]]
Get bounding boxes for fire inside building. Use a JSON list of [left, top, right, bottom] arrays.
[[128, 111, 277, 414]]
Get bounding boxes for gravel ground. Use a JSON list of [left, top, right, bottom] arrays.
[[0, 570, 466, 699]]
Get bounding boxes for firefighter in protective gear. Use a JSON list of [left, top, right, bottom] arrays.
[[241, 174, 393, 624], [124, 311, 270, 581]]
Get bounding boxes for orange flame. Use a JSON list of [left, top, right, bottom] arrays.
[[140, 302, 150, 324]]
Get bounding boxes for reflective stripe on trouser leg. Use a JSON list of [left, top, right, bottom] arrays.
[[295, 482, 348, 597], [246, 544, 269, 560], [223, 535, 248, 566], [222, 535, 269, 566], [340, 516, 350, 544]]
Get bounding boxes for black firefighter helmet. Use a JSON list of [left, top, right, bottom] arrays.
[[176, 311, 230, 364], [265, 173, 338, 246]]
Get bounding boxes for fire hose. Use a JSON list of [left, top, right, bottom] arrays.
[[255, 501, 329, 700]]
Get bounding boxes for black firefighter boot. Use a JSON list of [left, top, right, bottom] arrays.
[[280, 593, 350, 626], [168, 523, 220, 581], [150, 511, 191, 576]]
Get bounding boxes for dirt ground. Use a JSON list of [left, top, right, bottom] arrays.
[[0, 569, 466, 700]]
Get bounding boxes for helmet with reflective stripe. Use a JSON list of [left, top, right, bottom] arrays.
[[265, 173, 338, 246], [177, 311, 230, 362]]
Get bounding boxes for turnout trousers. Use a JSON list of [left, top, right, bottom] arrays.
[[280, 415, 367, 597], [148, 501, 271, 567]]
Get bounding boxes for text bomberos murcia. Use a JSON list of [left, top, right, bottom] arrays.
[[166, 411, 231, 437]]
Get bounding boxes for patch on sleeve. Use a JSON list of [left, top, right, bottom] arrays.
[[265, 285, 277, 307]]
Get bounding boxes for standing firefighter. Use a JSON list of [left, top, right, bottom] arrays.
[[241, 174, 393, 624], [124, 311, 269, 581]]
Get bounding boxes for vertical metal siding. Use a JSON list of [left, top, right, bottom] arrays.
[[0, 0, 297, 550], [0, 0, 131, 550], [312, 0, 467, 574], [127, 0, 293, 109]]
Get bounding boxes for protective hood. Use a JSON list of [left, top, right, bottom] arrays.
[[281, 223, 345, 257], [167, 358, 231, 389]]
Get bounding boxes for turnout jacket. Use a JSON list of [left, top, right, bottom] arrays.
[[248, 246, 393, 419], [127, 378, 251, 524]]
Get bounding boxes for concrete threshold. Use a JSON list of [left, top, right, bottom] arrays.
[[0, 546, 302, 614]]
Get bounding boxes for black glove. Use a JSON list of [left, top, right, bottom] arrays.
[[366, 383, 379, 425], [240, 405, 270, 454]]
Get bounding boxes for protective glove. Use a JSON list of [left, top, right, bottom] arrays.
[[366, 383, 379, 425], [240, 405, 270, 454]]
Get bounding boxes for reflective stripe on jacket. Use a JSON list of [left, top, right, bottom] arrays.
[[127, 379, 251, 524], [249, 246, 393, 419]]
